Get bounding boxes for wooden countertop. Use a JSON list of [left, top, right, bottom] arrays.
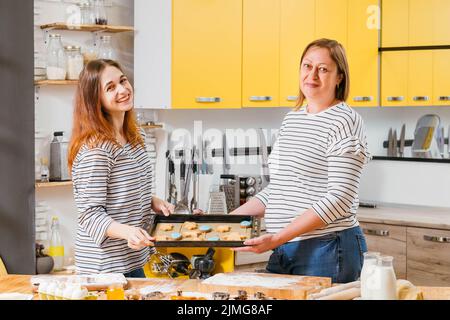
[[358, 204, 450, 230], [1, 275, 449, 300]]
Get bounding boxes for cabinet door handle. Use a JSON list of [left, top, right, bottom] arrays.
[[413, 96, 429, 101], [363, 228, 390, 237], [387, 96, 404, 102], [196, 97, 221, 103], [249, 96, 272, 102], [353, 96, 373, 102], [438, 96, 450, 101], [423, 235, 450, 243], [286, 96, 298, 102]]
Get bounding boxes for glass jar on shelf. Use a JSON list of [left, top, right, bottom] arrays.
[[97, 35, 117, 60], [93, 0, 108, 25], [65, 46, 84, 80], [78, 1, 95, 25], [46, 34, 67, 80]]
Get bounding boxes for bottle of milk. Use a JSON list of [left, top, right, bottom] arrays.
[[367, 255, 398, 300], [360, 251, 380, 300]]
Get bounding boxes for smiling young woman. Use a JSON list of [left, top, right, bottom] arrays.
[[68, 59, 174, 277]]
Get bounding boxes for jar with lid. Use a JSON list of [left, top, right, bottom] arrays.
[[65, 46, 84, 80], [78, 1, 95, 25], [46, 34, 66, 80], [97, 35, 117, 60], [93, 0, 108, 25]]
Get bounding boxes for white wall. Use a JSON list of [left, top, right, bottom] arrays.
[[34, 0, 134, 263]]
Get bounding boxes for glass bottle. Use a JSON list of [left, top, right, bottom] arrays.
[[94, 0, 108, 25], [46, 34, 67, 80], [360, 251, 380, 300], [367, 255, 398, 300], [97, 35, 117, 60], [49, 216, 65, 271], [65, 46, 84, 80], [40, 157, 50, 183]]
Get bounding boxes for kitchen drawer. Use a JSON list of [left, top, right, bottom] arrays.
[[407, 227, 450, 286], [359, 222, 407, 279]]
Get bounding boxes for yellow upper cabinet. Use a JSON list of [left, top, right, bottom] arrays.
[[242, 0, 280, 108], [433, 50, 450, 106], [279, 0, 315, 107], [347, 0, 379, 107], [315, 0, 348, 48], [172, 0, 242, 109], [381, 51, 408, 106], [409, 0, 433, 46], [408, 51, 433, 106], [381, 0, 409, 47], [433, 0, 450, 45]]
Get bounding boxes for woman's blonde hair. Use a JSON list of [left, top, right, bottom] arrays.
[[295, 38, 350, 111]]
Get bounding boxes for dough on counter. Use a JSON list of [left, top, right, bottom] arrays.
[[222, 232, 246, 241], [159, 224, 174, 231], [216, 225, 231, 233], [183, 222, 198, 230]]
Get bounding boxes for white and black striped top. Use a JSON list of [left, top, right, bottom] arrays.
[[255, 102, 371, 241], [72, 134, 153, 274]]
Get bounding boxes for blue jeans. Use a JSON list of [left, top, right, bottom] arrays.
[[266, 226, 367, 283], [123, 268, 146, 278]]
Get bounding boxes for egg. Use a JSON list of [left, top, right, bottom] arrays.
[[71, 285, 88, 300], [63, 284, 75, 300], [38, 281, 49, 300]]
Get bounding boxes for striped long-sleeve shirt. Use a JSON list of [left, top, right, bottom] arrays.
[[72, 135, 153, 274], [255, 102, 371, 241]]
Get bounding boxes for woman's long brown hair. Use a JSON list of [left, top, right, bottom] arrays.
[[68, 59, 144, 171]]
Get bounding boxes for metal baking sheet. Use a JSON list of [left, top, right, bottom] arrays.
[[146, 214, 261, 247]]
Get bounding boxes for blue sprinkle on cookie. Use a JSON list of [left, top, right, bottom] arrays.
[[240, 221, 252, 228], [199, 225, 212, 233], [170, 232, 182, 240]]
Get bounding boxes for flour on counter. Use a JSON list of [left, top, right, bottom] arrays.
[[202, 273, 299, 288], [139, 283, 178, 295]]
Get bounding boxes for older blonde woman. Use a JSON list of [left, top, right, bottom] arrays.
[[233, 39, 371, 283]]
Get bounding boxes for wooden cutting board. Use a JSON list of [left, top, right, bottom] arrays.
[[199, 272, 332, 300]]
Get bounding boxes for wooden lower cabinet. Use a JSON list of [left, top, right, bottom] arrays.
[[407, 227, 450, 286], [361, 222, 450, 286], [359, 222, 407, 279]]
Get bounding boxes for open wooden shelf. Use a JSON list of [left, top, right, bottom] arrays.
[[140, 124, 163, 129], [40, 23, 134, 33], [34, 80, 78, 86], [35, 181, 73, 188]]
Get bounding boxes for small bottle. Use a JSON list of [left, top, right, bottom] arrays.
[[360, 251, 380, 300], [40, 158, 50, 183], [49, 216, 65, 271]]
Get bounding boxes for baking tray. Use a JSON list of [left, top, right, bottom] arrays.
[[146, 214, 261, 247]]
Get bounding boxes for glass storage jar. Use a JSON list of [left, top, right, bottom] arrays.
[[65, 46, 84, 80], [93, 0, 108, 25], [46, 34, 67, 80], [78, 1, 95, 25], [97, 35, 117, 60]]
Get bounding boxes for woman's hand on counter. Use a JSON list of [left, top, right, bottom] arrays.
[[233, 234, 282, 254], [151, 196, 175, 216]]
